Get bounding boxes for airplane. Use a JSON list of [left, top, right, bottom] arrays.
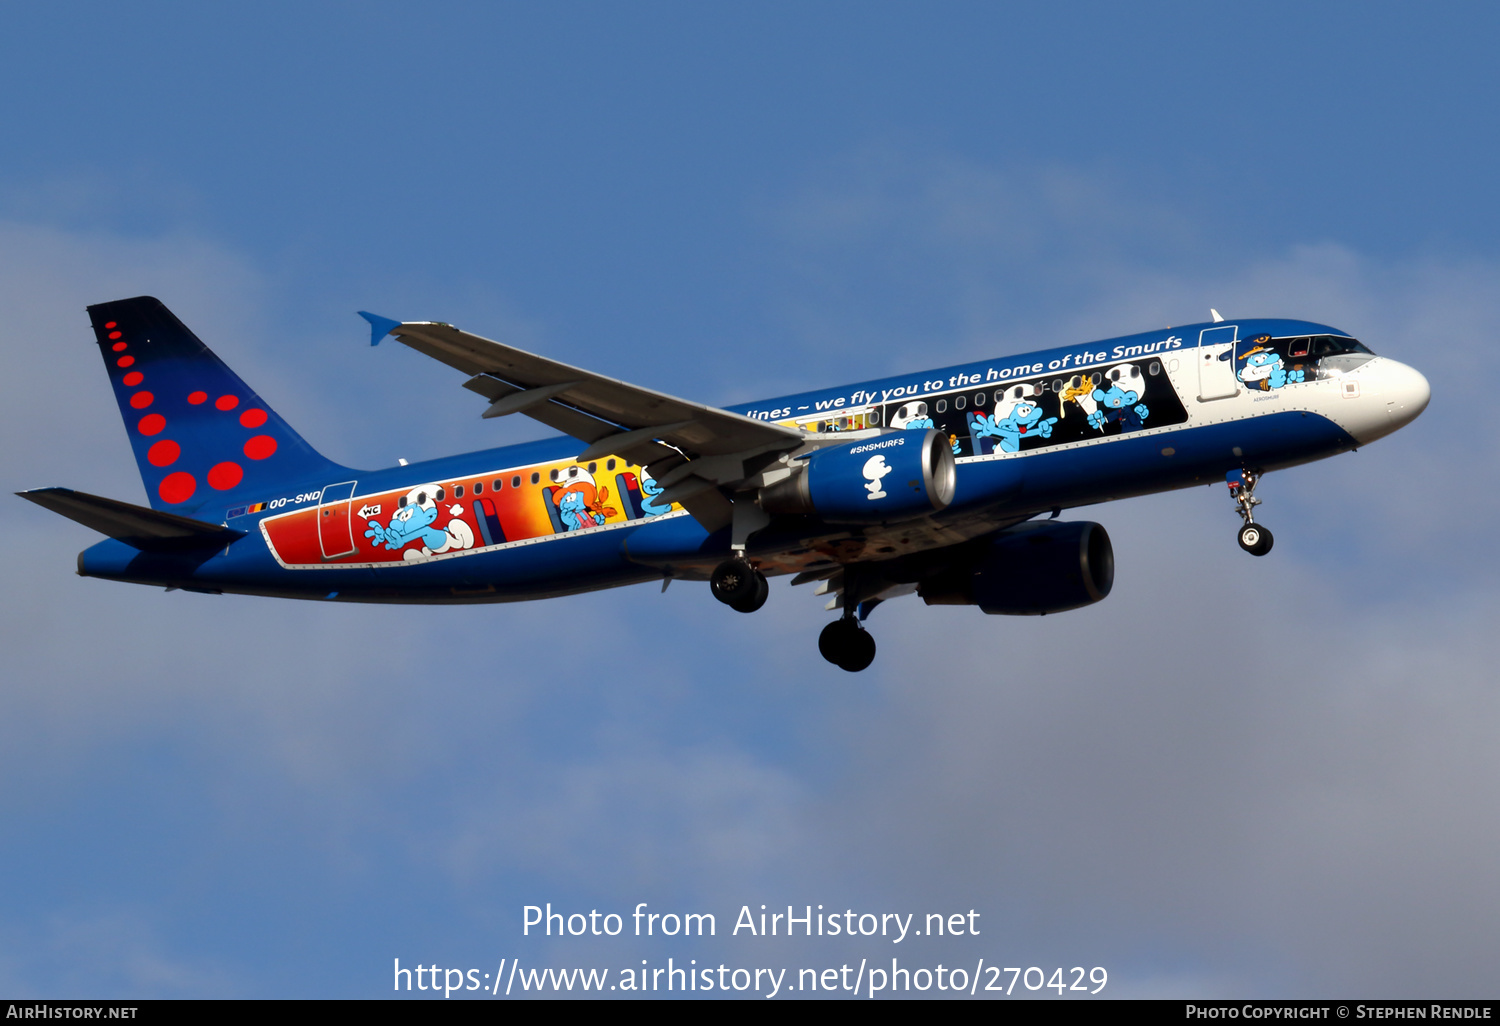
[[19, 297, 1429, 672]]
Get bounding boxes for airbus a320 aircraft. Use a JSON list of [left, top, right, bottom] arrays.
[[21, 297, 1428, 671]]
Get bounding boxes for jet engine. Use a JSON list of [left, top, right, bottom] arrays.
[[918, 520, 1114, 615], [759, 429, 956, 524]]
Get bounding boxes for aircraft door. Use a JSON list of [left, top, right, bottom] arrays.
[[317, 481, 358, 560], [1197, 325, 1240, 401]]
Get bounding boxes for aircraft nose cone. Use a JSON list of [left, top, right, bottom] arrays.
[[1381, 359, 1431, 428], [1346, 357, 1430, 444]]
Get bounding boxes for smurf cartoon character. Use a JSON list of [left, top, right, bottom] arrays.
[[889, 401, 933, 430], [1237, 342, 1304, 391], [889, 400, 961, 454], [972, 384, 1058, 453], [638, 473, 672, 517], [863, 454, 893, 500], [1087, 362, 1150, 433], [550, 465, 620, 530], [364, 484, 476, 561]]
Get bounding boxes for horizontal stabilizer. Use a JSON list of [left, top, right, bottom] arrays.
[[17, 487, 245, 552]]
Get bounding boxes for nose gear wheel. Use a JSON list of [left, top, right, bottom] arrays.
[[1237, 522, 1274, 556], [1227, 468, 1273, 557]]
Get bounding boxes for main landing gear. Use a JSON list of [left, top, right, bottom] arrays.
[[710, 555, 877, 671], [818, 616, 876, 673], [1227, 469, 1274, 556], [710, 557, 768, 613]]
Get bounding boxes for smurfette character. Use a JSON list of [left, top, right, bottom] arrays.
[[549, 466, 619, 530]]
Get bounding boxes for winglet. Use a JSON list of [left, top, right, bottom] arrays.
[[358, 311, 403, 346], [1210, 308, 1225, 323]]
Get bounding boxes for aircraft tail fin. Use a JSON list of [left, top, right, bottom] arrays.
[[86, 296, 346, 514]]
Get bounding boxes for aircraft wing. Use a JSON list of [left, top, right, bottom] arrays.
[[362, 314, 809, 525]]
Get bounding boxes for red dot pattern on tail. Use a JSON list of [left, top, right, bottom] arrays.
[[147, 440, 180, 467], [244, 435, 277, 460], [158, 472, 196, 505], [207, 462, 244, 491], [106, 316, 283, 505]]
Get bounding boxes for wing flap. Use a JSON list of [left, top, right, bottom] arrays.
[[18, 487, 245, 552]]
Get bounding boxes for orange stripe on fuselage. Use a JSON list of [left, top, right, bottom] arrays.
[[260, 458, 669, 569]]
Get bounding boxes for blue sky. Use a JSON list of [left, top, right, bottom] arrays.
[[2, 3, 1499, 998]]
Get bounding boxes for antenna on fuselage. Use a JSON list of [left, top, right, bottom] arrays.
[[1210, 309, 1225, 322]]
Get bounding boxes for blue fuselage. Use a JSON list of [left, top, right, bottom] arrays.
[[77, 318, 1426, 602]]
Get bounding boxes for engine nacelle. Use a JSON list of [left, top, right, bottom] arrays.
[[919, 520, 1114, 615], [759, 429, 956, 525]]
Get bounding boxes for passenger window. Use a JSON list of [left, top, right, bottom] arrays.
[[529, 473, 539, 485], [511, 476, 520, 489], [493, 479, 503, 491], [1050, 380, 1063, 393], [973, 392, 987, 406], [607, 458, 616, 470], [867, 408, 881, 425], [935, 399, 947, 413], [587, 461, 597, 473], [435, 487, 446, 501], [1149, 361, 1161, 375], [473, 481, 483, 495], [454, 484, 464, 498], [954, 395, 966, 410]]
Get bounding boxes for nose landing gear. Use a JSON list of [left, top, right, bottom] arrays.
[[1237, 521, 1273, 555], [710, 558, 769, 612], [1228, 469, 1274, 556]]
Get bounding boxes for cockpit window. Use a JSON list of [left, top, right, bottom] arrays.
[[1309, 335, 1372, 357]]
